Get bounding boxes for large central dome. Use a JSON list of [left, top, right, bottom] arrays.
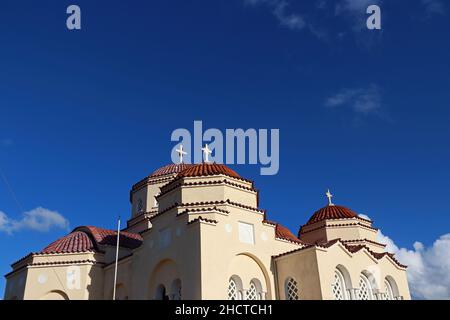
[[177, 163, 242, 179]]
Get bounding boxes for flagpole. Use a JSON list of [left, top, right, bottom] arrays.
[[112, 216, 121, 300]]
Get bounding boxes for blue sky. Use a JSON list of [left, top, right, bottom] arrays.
[[0, 0, 449, 298]]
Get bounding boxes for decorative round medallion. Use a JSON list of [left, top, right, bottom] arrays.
[[38, 274, 48, 284], [260, 232, 268, 241], [225, 224, 232, 233]]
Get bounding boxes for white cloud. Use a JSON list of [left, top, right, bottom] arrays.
[[336, 0, 382, 14], [358, 213, 371, 221], [0, 207, 70, 234], [244, 0, 307, 31], [244, 0, 444, 43], [377, 231, 450, 299], [422, 0, 445, 16], [377, 230, 400, 253], [325, 84, 382, 116], [335, 0, 383, 32], [273, 1, 306, 30]]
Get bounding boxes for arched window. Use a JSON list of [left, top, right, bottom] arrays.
[[247, 281, 258, 300], [228, 276, 243, 300], [285, 277, 299, 300], [332, 269, 347, 300], [384, 279, 394, 300], [358, 274, 374, 300], [384, 276, 400, 300], [170, 279, 182, 300], [155, 284, 169, 300]]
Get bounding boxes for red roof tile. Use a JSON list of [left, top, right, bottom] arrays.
[[178, 163, 242, 180], [275, 224, 303, 244], [76, 226, 143, 249], [41, 231, 96, 254], [39, 226, 143, 255], [306, 205, 358, 225], [149, 163, 194, 177]]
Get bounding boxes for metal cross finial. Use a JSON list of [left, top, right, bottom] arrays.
[[326, 189, 334, 206], [201, 144, 212, 163], [175, 144, 187, 163]]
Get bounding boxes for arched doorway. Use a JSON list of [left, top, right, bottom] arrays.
[[40, 290, 69, 300]]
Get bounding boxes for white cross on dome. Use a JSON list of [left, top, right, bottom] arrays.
[[175, 144, 187, 163], [201, 144, 212, 163], [326, 189, 335, 206]]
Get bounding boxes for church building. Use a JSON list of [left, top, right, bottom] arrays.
[[3, 148, 411, 300]]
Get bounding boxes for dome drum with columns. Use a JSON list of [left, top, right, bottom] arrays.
[[4, 146, 411, 300]]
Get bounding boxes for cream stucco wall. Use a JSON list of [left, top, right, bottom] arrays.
[[5, 252, 105, 300], [274, 242, 410, 300], [4, 166, 411, 301]]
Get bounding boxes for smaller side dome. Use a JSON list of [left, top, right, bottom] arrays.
[[306, 205, 358, 225], [177, 163, 242, 179], [41, 231, 95, 254]]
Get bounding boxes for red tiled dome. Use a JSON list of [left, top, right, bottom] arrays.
[[306, 205, 358, 225], [178, 163, 242, 179], [40, 227, 143, 254], [149, 163, 194, 177], [78, 226, 143, 249], [41, 231, 95, 254]]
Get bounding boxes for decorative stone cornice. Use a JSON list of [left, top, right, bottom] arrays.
[[157, 178, 257, 201], [6, 258, 102, 278], [187, 216, 218, 226], [341, 238, 386, 248], [299, 219, 378, 236]]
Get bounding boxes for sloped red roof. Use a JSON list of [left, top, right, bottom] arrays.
[[38, 226, 143, 254], [178, 163, 242, 180], [263, 220, 303, 244], [345, 244, 407, 268], [41, 231, 96, 254], [76, 226, 143, 249], [150, 163, 194, 177], [306, 205, 358, 225], [275, 224, 303, 244]]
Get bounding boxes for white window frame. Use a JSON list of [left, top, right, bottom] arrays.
[[285, 277, 299, 300], [384, 279, 394, 300], [228, 276, 243, 300], [358, 274, 374, 300], [332, 269, 348, 300]]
